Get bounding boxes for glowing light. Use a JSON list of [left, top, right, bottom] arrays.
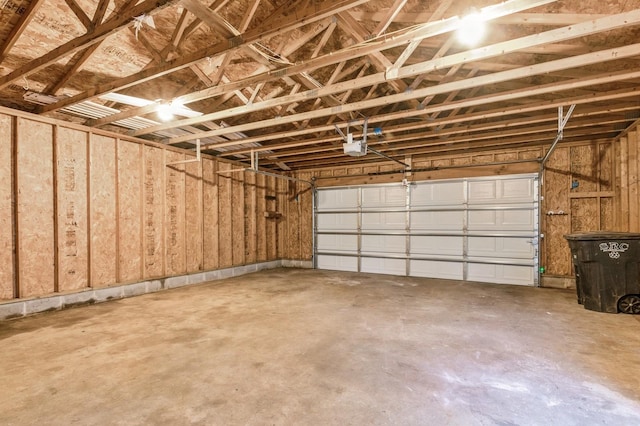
[[457, 11, 486, 47], [157, 103, 174, 121]]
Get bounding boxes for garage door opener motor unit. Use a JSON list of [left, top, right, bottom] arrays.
[[336, 118, 368, 157]]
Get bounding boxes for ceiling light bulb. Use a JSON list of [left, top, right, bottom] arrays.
[[457, 12, 486, 46], [157, 103, 174, 121]]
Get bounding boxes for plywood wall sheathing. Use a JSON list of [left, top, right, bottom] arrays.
[[165, 152, 186, 276], [217, 162, 233, 268], [185, 160, 203, 272], [0, 114, 13, 299], [570, 145, 597, 193], [628, 131, 639, 232], [16, 118, 55, 297], [244, 172, 257, 265], [619, 135, 630, 230], [90, 135, 117, 287], [117, 140, 143, 283], [495, 152, 518, 162], [255, 173, 267, 262], [601, 198, 614, 231], [265, 175, 277, 261], [142, 146, 165, 278], [287, 179, 301, 260], [542, 147, 571, 276], [571, 198, 598, 232], [231, 171, 245, 265], [56, 127, 88, 292], [276, 177, 288, 259], [299, 172, 314, 260], [202, 158, 219, 270], [599, 143, 613, 193]]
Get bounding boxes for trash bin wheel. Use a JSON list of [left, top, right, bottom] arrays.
[[617, 294, 640, 314]]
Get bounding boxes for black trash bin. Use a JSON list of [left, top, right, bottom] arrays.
[[565, 232, 640, 314]]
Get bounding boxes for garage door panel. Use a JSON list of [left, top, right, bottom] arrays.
[[468, 178, 536, 205], [502, 210, 535, 228], [501, 178, 535, 202], [467, 237, 534, 259], [411, 211, 464, 230], [317, 188, 359, 209], [411, 235, 463, 256], [317, 234, 358, 253], [467, 181, 497, 203], [361, 235, 405, 254], [412, 181, 465, 206], [361, 257, 406, 275], [316, 174, 538, 286], [317, 213, 357, 230], [467, 263, 534, 286], [316, 255, 358, 272], [362, 211, 405, 230], [410, 260, 463, 280], [362, 185, 405, 207], [468, 210, 534, 231]]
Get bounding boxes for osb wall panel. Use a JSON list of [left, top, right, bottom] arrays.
[[202, 158, 219, 270], [265, 175, 278, 260], [16, 118, 55, 298], [217, 162, 233, 268], [56, 127, 88, 292], [185, 161, 203, 272], [165, 153, 186, 276], [276, 177, 288, 259], [280, 173, 313, 261], [90, 134, 117, 288], [617, 130, 640, 232], [143, 146, 164, 278], [0, 114, 13, 299], [231, 172, 245, 265], [117, 141, 143, 282], [244, 173, 257, 265], [286, 180, 301, 260], [298, 172, 314, 260], [255, 173, 267, 262], [0, 109, 296, 302], [541, 146, 571, 276], [570, 145, 598, 193]]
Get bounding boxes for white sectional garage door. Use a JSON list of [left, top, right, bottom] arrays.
[[315, 174, 539, 286]]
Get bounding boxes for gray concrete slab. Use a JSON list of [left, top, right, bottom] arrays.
[[1, 268, 639, 425]]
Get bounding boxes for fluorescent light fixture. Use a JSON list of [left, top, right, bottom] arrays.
[[457, 10, 486, 46]]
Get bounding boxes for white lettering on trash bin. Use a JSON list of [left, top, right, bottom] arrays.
[[599, 242, 629, 259]]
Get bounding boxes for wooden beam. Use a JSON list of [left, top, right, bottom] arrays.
[[164, 43, 640, 143], [257, 121, 624, 164], [80, 0, 557, 127], [41, 0, 370, 114], [92, 0, 111, 26], [137, 4, 637, 138], [0, 0, 179, 91], [349, 12, 607, 26], [44, 43, 104, 95], [205, 91, 640, 153], [63, 0, 93, 31], [0, 0, 46, 61], [87, 18, 331, 127], [372, 0, 408, 35]]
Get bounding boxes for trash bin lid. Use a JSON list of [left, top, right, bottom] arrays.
[[564, 232, 640, 240]]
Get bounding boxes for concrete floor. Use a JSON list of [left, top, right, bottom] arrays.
[[1, 268, 639, 426]]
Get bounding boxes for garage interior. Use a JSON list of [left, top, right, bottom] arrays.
[[1, 0, 639, 423]]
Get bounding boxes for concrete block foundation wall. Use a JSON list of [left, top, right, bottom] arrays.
[[0, 260, 313, 320]]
